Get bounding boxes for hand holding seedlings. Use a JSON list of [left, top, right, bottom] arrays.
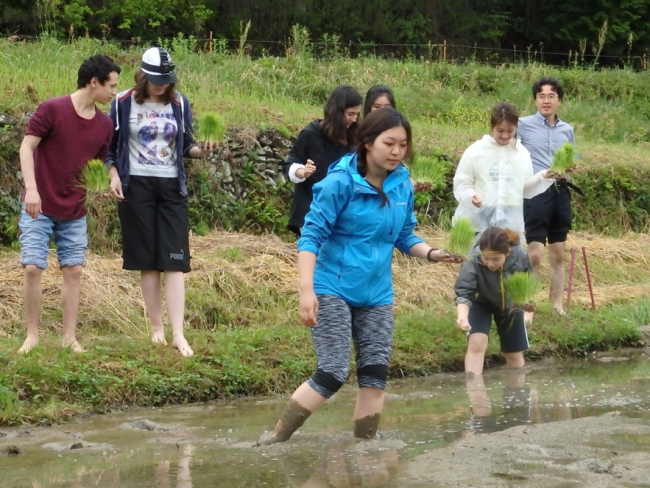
[[503, 271, 538, 312], [445, 217, 477, 261], [429, 249, 465, 264], [195, 113, 226, 157], [548, 142, 576, 177]]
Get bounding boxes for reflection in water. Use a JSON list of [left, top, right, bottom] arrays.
[[465, 372, 533, 435], [280, 445, 399, 488], [154, 444, 194, 488], [4, 353, 649, 488]]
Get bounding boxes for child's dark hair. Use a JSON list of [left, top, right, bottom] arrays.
[[355, 107, 412, 208], [320, 85, 362, 146], [77, 55, 121, 89], [479, 226, 520, 254], [532, 77, 565, 101], [363, 85, 397, 117]]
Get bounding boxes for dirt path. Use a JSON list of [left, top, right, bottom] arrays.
[[402, 413, 650, 487]]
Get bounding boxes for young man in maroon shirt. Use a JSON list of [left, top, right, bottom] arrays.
[[18, 55, 121, 353]]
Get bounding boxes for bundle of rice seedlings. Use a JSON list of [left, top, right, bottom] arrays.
[[80, 159, 108, 193], [410, 156, 450, 193], [548, 142, 576, 175], [195, 113, 227, 142], [445, 217, 476, 259], [504, 271, 537, 312]]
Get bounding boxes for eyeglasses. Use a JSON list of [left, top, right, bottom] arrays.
[[536, 94, 558, 101]]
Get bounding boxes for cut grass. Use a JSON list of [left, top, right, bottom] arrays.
[[504, 271, 538, 311], [195, 113, 227, 143], [80, 159, 108, 193], [549, 142, 576, 175], [446, 217, 476, 257]]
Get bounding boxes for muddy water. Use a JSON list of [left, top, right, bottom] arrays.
[[1, 350, 649, 487]]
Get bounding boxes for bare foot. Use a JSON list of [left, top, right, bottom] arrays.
[[553, 308, 567, 316], [172, 337, 194, 357], [18, 336, 39, 354], [63, 340, 85, 353], [151, 331, 168, 345]]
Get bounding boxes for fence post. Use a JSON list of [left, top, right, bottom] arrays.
[[443, 40, 447, 61]]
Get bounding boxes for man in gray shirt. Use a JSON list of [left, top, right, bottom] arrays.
[[517, 77, 576, 322]]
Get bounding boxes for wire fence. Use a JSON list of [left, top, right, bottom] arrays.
[[2, 34, 647, 70]]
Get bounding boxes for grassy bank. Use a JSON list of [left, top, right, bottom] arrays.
[[0, 230, 647, 426]]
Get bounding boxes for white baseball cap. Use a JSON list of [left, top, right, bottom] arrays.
[[141, 47, 177, 85]]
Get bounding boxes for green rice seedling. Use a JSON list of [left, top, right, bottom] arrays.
[[80, 159, 108, 193], [445, 217, 476, 258], [549, 142, 576, 175], [504, 271, 538, 312], [410, 155, 450, 192], [196, 113, 227, 142]]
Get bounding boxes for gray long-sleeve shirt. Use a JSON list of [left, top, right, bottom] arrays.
[[517, 112, 575, 174]]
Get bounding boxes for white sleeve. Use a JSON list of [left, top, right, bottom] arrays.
[[524, 170, 554, 199], [453, 148, 478, 207], [520, 144, 553, 198], [288, 163, 307, 183]]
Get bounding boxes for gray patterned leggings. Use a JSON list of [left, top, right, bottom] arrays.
[[306, 294, 394, 398]]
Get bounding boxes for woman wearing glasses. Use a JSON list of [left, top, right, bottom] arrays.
[[105, 47, 216, 356]]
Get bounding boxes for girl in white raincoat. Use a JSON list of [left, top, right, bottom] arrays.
[[453, 102, 555, 240]]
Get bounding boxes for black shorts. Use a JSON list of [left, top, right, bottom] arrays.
[[468, 301, 529, 353], [118, 175, 191, 272], [524, 182, 572, 245]]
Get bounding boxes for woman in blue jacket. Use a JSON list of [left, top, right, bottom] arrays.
[[259, 108, 460, 445], [105, 47, 215, 357]]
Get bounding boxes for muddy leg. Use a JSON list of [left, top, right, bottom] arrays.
[[353, 413, 381, 439], [258, 399, 312, 445]]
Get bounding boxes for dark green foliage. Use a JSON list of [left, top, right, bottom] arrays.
[[4, 1, 650, 64]]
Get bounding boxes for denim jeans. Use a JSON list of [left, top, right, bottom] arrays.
[[19, 209, 88, 269]]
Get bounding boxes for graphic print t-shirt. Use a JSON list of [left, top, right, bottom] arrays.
[[128, 97, 179, 177]]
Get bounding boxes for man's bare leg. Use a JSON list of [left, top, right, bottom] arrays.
[[18, 265, 43, 354]]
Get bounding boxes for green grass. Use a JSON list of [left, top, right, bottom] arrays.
[[0, 299, 643, 426], [195, 113, 227, 142], [549, 142, 576, 174], [504, 271, 538, 308], [446, 217, 476, 257], [80, 159, 108, 193]]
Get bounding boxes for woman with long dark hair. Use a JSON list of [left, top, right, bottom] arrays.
[[363, 84, 396, 117], [259, 108, 461, 445], [284, 85, 362, 235]]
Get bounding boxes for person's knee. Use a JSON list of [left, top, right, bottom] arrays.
[[357, 364, 388, 389], [24, 264, 43, 280], [503, 352, 525, 368], [548, 243, 565, 265], [467, 334, 488, 354], [310, 369, 346, 397], [61, 265, 83, 282]]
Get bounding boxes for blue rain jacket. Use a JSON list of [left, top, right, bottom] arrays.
[[298, 153, 424, 307]]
